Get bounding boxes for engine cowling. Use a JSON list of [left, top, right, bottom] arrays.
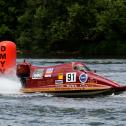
[[16, 61, 31, 78]]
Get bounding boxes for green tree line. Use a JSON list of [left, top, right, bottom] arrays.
[[0, 0, 126, 58]]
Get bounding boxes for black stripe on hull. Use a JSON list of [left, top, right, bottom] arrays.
[[43, 89, 115, 98]]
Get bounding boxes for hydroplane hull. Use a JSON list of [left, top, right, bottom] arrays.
[[17, 61, 126, 97]]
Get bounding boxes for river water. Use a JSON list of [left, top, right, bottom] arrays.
[[1, 59, 126, 126]]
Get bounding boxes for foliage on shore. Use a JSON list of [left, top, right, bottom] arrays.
[[0, 0, 126, 58]]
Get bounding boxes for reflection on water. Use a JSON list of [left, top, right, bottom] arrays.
[[1, 59, 126, 126]]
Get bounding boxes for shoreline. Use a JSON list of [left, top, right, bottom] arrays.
[[17, 53, 126, 59]]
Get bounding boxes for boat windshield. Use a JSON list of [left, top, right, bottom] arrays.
[[73, 64, 91, 71]]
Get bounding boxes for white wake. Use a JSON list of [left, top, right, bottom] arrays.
[[0, 76, 21, 94]]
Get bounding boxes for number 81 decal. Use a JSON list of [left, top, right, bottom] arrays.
[[66, 72, 76, 82]]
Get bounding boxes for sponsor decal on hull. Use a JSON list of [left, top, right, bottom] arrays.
[[79, 73, 88, 83], [58, 73, 63, 80], [32, 69, 44, 79], [55, 80, 63, 84], [45, 68, 54, 77]]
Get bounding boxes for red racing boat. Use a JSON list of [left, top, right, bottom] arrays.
[[16, 60, 126, 97]]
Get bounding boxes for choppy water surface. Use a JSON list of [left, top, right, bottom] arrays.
[[1, 59, 126, 126]]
